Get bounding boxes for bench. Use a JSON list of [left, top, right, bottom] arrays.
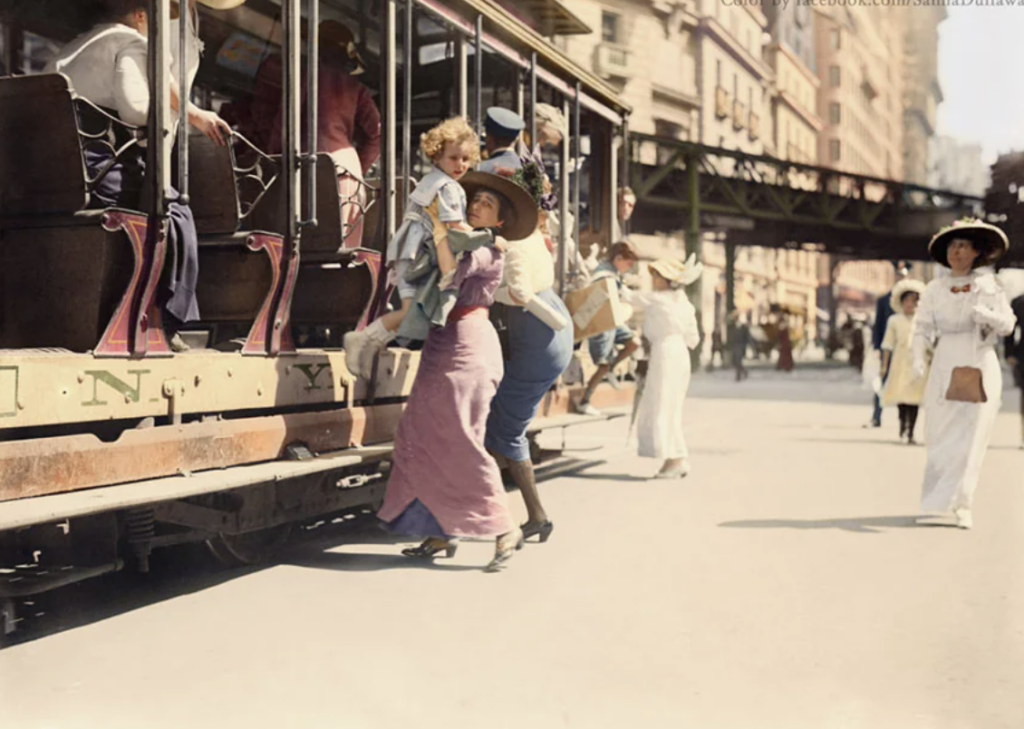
[[0, 74, 298, 357], [0, 74, 171, 356], [247, 153, 383, 340], [184, 132, 297, 355]]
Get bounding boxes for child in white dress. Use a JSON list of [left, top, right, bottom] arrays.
[[880, 278, 928, 444]]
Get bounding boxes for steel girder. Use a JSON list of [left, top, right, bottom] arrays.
[[629, 133, 983, 261]]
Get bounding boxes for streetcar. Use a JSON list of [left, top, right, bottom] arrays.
[[0, 0, 631, 640]]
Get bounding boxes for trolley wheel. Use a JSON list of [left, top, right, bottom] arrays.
[[206, 524, 294, 567]]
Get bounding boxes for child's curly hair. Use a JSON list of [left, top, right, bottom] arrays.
[[420, 117, 481, 165]]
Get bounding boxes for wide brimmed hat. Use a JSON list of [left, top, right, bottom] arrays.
[[197, 0, 248, 9], [320, 20, 365, 75], [890, 278, 926, 308], [649, 254, 703, 287], [928, 218, 1009, 269], [460, 170, 539, 241], [534, 103, 567, 138]]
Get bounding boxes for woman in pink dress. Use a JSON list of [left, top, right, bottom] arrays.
[[377, 174, 539, 572]]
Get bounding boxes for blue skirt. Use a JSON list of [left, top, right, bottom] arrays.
[[485, 288, 574, 462]]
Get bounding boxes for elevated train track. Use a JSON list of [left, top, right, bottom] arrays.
[[628, 133, 1002, 264]]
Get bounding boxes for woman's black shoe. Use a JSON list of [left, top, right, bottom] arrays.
[[521, 520, 554, 543]]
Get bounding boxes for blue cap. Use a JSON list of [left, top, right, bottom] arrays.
[[485, 107, 525, 139]]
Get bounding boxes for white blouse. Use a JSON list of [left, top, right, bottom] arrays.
[[632, 289, 700, 348], [912, 271, 1016, 367], [494, 229, 555, 305], [48, 24, 151, 127], [170, 4, 203, 92]]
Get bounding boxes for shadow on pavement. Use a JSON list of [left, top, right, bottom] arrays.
[[0, 513, 396, 649], [718, 515, 950, 534], [567, 472, 651, 483], [795, 437, 921, 448], [1, 544, 265, 650]]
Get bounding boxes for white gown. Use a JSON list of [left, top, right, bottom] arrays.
[[912, 272, 1016, 513], [632, 289, 700, 460]]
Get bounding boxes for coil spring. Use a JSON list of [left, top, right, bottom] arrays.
[[124, 508, 155, 573]]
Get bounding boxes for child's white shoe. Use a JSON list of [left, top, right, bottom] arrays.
[[344, 319, 395, 379], [954, 508, 973, 530]]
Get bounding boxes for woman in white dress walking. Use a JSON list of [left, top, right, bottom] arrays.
[[912, 219, 1017, 529], [631, 257, 702, 479]]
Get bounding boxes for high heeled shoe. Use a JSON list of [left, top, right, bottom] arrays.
[[484, 530, 524, 572], [402, 538, 458, 559], [521, 520, 554, 543]]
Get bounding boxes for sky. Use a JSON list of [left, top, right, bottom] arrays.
[[937, 6, 1024, 164]]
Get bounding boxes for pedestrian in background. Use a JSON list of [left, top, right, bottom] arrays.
[[729, 311, 750, 381], [1004, 293, 1024, 448], [867, 263, 910, 427], [880, 279, 927, 444], [776, 316, 794, 372], [631, 257, 702, 478], [913, 220, 1016, 529]]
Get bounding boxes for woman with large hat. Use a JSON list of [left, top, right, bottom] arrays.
[[631, 256, 702, 479], [912, 218, 1017, 528], [377, 171, 538, 572], [463, 166, 574, 545]]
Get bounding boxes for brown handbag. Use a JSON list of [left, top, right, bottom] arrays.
[[946, 366, 987, 403]]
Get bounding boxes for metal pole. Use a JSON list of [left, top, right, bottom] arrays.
[[455, 34, 467, 117], [529, 52, 537, 149], [177, 0, 189, 204], [572, 83, 581, 271], [515, 72, 525, 117], [147, 0, 170, 217], [402, 0, 413, 187], [558, 95, 570, 296], [383, 1, 397, 257], [304, 0, 318, 228], [622, 116, 630, 235], [474, 14, 483, 135], [282, 0, 301, 241], [725, 238, 736, 327], [686, 149, 703, 367]]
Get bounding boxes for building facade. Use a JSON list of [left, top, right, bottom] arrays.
[[929, 136, 989, 197]]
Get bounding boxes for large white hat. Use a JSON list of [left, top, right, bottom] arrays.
[[649, 253, 703, 287], [890, 278, 925, 310], [534, 103, 568, 138], [198, 0, 248, 9]]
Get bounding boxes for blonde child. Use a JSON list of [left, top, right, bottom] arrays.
[[344, 117, 479, 378]]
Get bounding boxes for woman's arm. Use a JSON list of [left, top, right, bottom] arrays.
[[912, 285, 938, 376]]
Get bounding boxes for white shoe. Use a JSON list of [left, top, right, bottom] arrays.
[[954, 508, 973, 530], [343, 328, 371, 378], [344, 319, 394, 379], [575, 402, 601, 416], [653, 465, 690, 480]]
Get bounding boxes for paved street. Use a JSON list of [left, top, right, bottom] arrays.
[[2, 368, 1022, 729]]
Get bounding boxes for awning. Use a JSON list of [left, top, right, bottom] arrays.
[[492, 0, 591, 36], [417, 0, 630, 122]]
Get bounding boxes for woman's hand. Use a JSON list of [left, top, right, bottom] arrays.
[[973, 304, 1003, 328], [189, 107, 232, 146], [912, 359, 928, 380]]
